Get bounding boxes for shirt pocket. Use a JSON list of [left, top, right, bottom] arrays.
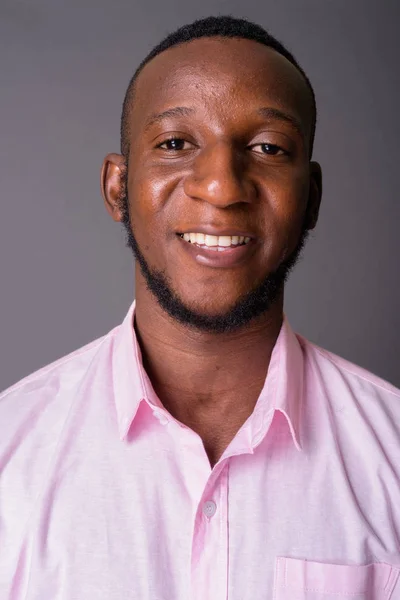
[[273, 557, 400, 600]]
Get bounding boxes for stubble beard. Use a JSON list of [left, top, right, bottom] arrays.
[[119, 174, 310, 334]]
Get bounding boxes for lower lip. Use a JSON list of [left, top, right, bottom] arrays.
[[178, 236, 256, 268]]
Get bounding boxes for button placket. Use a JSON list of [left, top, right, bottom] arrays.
[[191, 460, 230, 600]]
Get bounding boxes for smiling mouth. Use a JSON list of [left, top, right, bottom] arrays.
[[178, 232, 252, 251]]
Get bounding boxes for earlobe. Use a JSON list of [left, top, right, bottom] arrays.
[[100, 153, 126, 222], [305, 161, 323, 231]]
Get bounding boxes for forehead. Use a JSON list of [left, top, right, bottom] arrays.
[[131, 37, 313, 139]]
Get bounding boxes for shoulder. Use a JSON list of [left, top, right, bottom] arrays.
[[0, 325, 121, 541], [297, 334, 400, 451], [0, 325, 120, 570], [0, 325, 120, 501], [299, 334, 400, 401], [0, 327, 120, 448], [0, 329, 117, 410]]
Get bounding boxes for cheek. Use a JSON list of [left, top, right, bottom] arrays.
[[260, 172, 310, 250], [126, 169, 182, 262], [128, 160, 182, 218], [126, 179, 158, 255]]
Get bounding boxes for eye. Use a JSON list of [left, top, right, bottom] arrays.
[[250, 143, 286, 156], [156, 137, 192, 151]]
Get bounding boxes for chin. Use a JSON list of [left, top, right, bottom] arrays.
[[183, 298, 240, 319], [177, 281, 258, 314]]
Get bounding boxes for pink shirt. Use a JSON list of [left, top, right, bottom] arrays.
[[1, 302, 400, 599]]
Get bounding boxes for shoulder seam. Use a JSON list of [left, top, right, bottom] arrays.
[[0, 327, 119, 401], [309, 342, 400, 398]]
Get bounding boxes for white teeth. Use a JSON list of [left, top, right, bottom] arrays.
[[204, 234, 218, 246], [196, 233, 205, 244], [180, 233, 252, 248], [218, 235, 232, 247]]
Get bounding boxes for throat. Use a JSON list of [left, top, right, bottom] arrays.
[[154, 385, 264, 466], [133, 297, 284, 463]]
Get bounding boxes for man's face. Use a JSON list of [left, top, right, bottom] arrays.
[[107, 37, 321, 331]]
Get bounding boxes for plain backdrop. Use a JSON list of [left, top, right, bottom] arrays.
[[0, 0, 399, 390]]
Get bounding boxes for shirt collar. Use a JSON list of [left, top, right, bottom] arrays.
[[113, 302, 303, 450], [247, 315, 304, 451], [112, 301, 155, 440]]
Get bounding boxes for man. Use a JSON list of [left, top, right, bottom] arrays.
[[1, 14, 399, 600]]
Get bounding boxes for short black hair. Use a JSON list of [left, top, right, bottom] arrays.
[[120, 15, 316, 157]]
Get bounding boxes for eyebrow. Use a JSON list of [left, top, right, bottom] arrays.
[[144, 106, 195, 132], [257, 107, 305, 140], [143, 105, 305, 140]]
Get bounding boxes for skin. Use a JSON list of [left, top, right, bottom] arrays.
[[101, 37, 322, 467]]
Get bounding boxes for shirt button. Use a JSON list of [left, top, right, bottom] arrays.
[[202, 500, 217, 518]]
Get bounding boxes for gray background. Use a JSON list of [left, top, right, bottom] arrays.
[[1, 0, 399, 391]]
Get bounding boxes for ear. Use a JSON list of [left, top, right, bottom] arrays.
[[305, 161, 323, 231], [100, 153, 126, 222]]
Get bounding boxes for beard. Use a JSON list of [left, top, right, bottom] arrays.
[[119, 177, 309, 334]]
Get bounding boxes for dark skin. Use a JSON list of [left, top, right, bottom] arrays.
[[101, 37, 322, 467]]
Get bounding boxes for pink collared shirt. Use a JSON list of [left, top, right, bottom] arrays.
[[1, 303, 400, 599]]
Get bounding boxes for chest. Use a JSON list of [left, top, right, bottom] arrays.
[[14, 418, 400, 600]]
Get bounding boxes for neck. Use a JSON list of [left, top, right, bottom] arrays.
[[133, 273, 284, 464]]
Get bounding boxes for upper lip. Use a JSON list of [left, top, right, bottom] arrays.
[[177, 226, 256, 238]]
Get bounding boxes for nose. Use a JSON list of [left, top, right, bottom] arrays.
[[183, 141, 255, 208]]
